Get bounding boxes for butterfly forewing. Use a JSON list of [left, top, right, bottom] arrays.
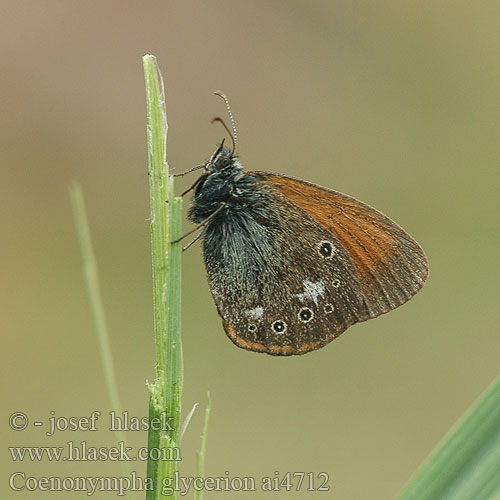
[[261, 173, 429, 319]]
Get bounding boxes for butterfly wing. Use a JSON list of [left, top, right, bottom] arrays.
[[201, 170, 426, 356], [259, 172, 429, 320]]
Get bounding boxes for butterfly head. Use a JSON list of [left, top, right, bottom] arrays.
[[191, 140, 242, 203], [205, 139, 241, 176]]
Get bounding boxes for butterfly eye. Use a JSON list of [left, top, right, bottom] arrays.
[[215, 155, 232, 171], [318, 241, 335, 259], [298, 307, 314, 323], [248, 324, 257, 333], [271, 320, 287, 334]]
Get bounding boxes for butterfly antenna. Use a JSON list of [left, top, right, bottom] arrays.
[[214, 90, 237, 154], [210, 116, 233, 147]]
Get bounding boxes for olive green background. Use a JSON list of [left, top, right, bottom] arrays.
[[2, 1, 499, 498]]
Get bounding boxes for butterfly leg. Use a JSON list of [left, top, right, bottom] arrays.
[[171, 202, 227, 244], [165, 173, 208, 203], [179, 178, 202, 197], [172, 164, 205, 177], [181, 231, 203, 252]]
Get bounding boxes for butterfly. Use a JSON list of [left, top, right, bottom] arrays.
[[177, 92, 428, 356]]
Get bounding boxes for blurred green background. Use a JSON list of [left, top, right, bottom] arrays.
[[2, 1, 499, 498]]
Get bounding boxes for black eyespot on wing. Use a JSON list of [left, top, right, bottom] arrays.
[[319, 241, 333, 257], [298, 307, 313, 323], [271, 320, 287, 333]]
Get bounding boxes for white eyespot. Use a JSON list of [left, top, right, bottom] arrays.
[[332, 279, 341, 288], [248, 324, 257, 333], [318, 240, 336, 259], [271, 320, 287, 334], [298, 307, 314, 323], [324, 303, 334, 314]]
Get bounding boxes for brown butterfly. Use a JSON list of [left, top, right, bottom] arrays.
[[177, 92, 428, 356]]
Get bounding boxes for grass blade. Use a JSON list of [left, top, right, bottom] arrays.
[[69, 183, 135, 499], [395, 374, 500, 500], [143, 54, 183, 500]]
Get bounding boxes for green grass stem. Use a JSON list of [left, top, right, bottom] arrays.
[[143, 54, 183, 500]]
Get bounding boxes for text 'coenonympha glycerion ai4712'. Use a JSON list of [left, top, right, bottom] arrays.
[[175, 91, 428, 356]]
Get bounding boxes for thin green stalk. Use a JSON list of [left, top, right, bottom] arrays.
[[69, 184, 135, 500], [395, 374, 500, 500], [143, 54, 183, 500]]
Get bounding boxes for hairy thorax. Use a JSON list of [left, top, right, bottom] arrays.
[[188, 170, 284, 298]]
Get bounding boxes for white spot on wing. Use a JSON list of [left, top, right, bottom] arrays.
[[294, 279, 325, 305], [246, 306, 264, 320]]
